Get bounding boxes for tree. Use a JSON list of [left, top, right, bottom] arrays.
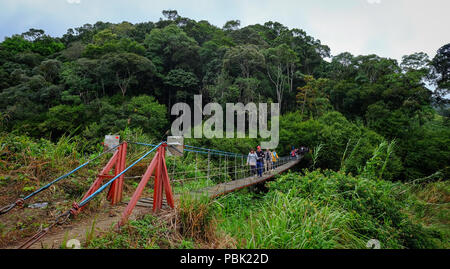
[[290, 28, 330, 75], [84, 29, 145, 58], [264, 44, 299, 110], [61, 41, 85, 60], [163, 68, 199, 106], [162, 10, 180, 21], [125, 95, 168, 137], [431, 43, 450, 103], [40, 104, 86, 137], [99, 53, 156, 96], [228, 26, 268, 47], [222, 45, 265, 102], [61, 59, 100, 103], [223, 44, 265, 79], [1, 35, 32, 54], [296, 75, 330, 116], [401, 52, 430, 73], [36, 59, 62, 84], [223, 20, 241, 31], [145, 24, 200, 74], [329, 52, 357, 80], [21, 28, 45, 41]]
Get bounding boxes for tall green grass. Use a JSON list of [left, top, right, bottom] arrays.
[[214, 170, 446, 249]]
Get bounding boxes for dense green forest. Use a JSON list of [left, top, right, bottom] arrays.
[[0, 10, 449, 249], [1, 10, 448, 182]]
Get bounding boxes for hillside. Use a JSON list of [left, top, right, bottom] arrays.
[[0, 10, 449, 249]]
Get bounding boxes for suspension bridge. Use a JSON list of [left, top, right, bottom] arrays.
[[0, 138, 302, 249]]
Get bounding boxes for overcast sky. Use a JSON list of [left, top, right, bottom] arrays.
[[0, 0, 448, 62]]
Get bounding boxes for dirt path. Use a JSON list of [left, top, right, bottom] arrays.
[[7, 202, 155, 249]]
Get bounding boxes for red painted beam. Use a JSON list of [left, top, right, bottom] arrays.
[[81, 149, 119, 204], [118, 151, 159, 226]]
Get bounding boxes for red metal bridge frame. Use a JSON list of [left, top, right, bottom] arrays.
[[77, 142, 128, 212], [75, 141, 175, 224], [119, 143, 174, 226]]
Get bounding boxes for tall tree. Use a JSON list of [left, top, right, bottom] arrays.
[[99, 52, 156, 96], [431, 43, 450, 104], [264, 44, 299, 110]]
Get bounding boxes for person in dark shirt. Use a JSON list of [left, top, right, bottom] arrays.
[[264, 149, 272, 172], [256, 146, 265, 177]]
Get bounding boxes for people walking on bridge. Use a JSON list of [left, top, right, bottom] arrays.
[[299, 146, 310, 158], [290, 146, 296, 160], [272, 150, 279, 170], [256, 146, 265, 177], [265, 149, 272, 172], [247, 149, 257, 177]]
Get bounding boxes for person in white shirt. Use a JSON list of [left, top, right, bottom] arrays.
[[246, 149, 257, 177]]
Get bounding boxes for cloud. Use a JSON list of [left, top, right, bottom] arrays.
[[67, 0, 81, 4], [367, 0, 381, 4]]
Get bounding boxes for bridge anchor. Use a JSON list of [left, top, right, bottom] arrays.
[[74, 142, 127, 215], [119, 143, 174, 226]]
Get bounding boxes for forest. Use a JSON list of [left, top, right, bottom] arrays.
[[0, 10, 448, 249]]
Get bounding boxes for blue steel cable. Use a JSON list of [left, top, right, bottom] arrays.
[[184, 145, 244, 157], [78, 142, 162, 207], [129, 141, 244, 158], [184, 148, 241, 158], [128, 141, 159, 147], [0, 143, 122, 215], [23, 143, 122, 201]]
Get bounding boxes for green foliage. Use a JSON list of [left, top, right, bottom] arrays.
[[145, 24, 200, 73], [88, 215, 164, 249], [278, 111, 403, 179], [311, 143, 323, 169], [178, 194, 216, 242], [1, 35, 32, 54], [125, 95, 168, 136], [431, 43, 450, 100], [215, 171, 446, 249], [83, 29, 145, 58], [296, 75, 332, 117], [1, 33, 64, 56], [40, 104, 86, 137]]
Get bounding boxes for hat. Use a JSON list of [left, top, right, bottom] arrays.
[[257, 146, 261, 150]]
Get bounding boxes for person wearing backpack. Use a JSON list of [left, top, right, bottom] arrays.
[[271, 150, 279, 170]]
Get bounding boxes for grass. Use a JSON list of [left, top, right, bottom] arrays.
[[87, 215, 165, 249], [86, 193, 235, 249], [408, 180, 450, 248], [1, 132, 448, 249], [214, 170, 448, 249]]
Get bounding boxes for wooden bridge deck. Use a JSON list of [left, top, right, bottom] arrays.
[[191, 158, 301, 198]]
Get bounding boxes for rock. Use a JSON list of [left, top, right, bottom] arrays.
[[28, 202, 48, 209]]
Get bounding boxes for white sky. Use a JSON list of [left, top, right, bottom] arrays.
[[0, 0, 449, 61]]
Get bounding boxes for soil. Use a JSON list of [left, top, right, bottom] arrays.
[[6, 201, 156, 249]]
